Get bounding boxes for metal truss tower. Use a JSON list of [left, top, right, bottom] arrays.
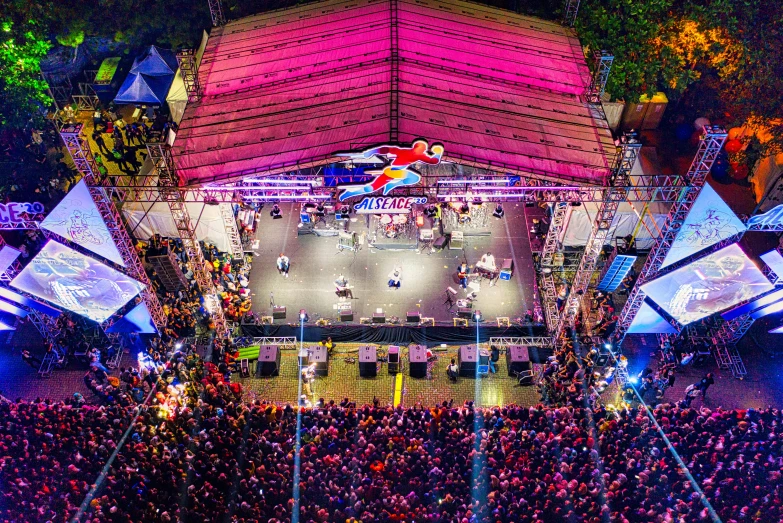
[[219, 203, 244, 260], [176, 50, 202, 103], [389, 0, 400, 143], [147, 142, 229, 338], [208, 0, 226, 27], [556, 133, 642, 340], [616, 126, 728, 344], [539, 202, 569, 331], [586, 51, 614, 104], [564, 0, 581, 26], [58, 123, 167, 332]]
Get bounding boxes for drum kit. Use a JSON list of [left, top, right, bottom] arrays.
[[379, 213, 408, 238]]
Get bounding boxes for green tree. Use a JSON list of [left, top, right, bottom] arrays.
[[0, 21, 52, 128]]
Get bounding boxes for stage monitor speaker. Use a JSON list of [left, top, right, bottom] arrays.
[[255, 345, 280, 377], [433, 236, 448, 250], [458, 345, 477, 377], [272, 306, 286, 319], [372, 312, 385, 324], [457, 307, 473, 319], [387, 345, 400, 374], [308, 345, 329, 376], [340, 309, 353, 322], [359, 345, 377, 377], [406, 311, 421, 323], [506, 345, 531, 376], [409, 344, 428, 378]]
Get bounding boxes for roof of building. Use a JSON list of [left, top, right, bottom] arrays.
[[172, 0, 616, 186]]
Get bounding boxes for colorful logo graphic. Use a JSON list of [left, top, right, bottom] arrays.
[[336, 139, 444, 201], [353, 196, 428, 214]]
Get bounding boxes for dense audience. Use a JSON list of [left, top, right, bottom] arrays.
[[1, 392, 780, 523]]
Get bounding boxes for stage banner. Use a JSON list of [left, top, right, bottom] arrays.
[[353, 196, 427, 214], [40, 180, 126, 267], [660, 183, 746, 268]]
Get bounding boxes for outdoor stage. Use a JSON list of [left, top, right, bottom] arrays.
[[246, 202, 543, 342]]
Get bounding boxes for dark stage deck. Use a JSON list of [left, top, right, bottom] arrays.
[[247, 203, 538, 329]]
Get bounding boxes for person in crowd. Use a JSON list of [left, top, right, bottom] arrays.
[[447, 358, 459, 381], [21, 349, 42, 369], [489, 344, 500, 373], [697, 372, 715, 399]]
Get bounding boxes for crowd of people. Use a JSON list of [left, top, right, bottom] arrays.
[[1, 387, 780, 523]]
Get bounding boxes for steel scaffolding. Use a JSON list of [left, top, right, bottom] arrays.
[[586, 51, 614, 103], [148, 142, 229, 338], [219, 203, 244, 260], [389, 0, 399, 143], [58, 123, 167, 332], [540, 202, 569, 331], [208, 0, 226, 26], [616, 126, 728, 345], [556, 134, 642, 339], [563, 0, 581, 26], [176, 50, 202, 103]]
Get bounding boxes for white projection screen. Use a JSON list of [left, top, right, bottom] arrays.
[[642, 243, 774, 325]]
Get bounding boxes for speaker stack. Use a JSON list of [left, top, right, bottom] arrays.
[[255, 345, 281, 376], [387, 345, 400, 374], [406, 311, 421, 323], [408, 345, 428, 378], [359, 345, 377, 377], [506, 345, 531, 376], [372, 312, 386, 324], [340, 309, 353, 322], [272, 306, 287, 320], [458, 345, 476, 377], [308, 345, 329, 376]]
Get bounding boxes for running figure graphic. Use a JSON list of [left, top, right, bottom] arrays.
[[337, 139, 444, 201]]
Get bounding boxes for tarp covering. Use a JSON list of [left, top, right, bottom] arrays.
[[115, 46, 178, 105], [166, 69, 188, 124], [173, 0, 616, 186]]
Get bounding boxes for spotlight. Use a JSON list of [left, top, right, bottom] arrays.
[[604, 343, 612, 350], [474, 310, 482, 322], [629, 377, 639, 385], [175, 342, 183, 349], [299, 309, 307, 321]]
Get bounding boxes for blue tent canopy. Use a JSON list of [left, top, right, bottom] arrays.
[[114, 46, 178, 105]]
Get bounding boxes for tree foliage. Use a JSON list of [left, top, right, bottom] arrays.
[[0, 21, 52, 128]]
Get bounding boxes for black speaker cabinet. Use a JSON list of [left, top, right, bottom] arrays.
[[406, 311, 421, 323], [506, 345, 531, 376], [433, 236, 448, 250], [457, 307, 473, 319], [272, 306, 287, 319], [595, 353, 610, 367], [387, 345, 400, 374], [458, 345, 476, 377], [309, 345, 329, 376], [340, 309, 353, 322], [359, 345, 377, 377], [372, 312, 385, 324], [409, 345, 428, 378], [255, 345, 280, 376]]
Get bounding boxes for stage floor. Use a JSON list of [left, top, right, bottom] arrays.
[[247, 203, 537, 325]]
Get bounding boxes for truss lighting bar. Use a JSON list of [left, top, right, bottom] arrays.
[[239, 178, 322, 185], [243, 194, 332, 201]]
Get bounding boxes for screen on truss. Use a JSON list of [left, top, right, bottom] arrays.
[[642, 243, 774, 325], [10, 240, 145, 323], [660, 183, 746, 269]]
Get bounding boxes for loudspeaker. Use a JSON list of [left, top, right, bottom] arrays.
[[340, 309, 353, 322], [272, 306, 286, 319], [255, 345, 280, 376], [372, 312, 385, 324], [406, 311, 421, 323], [409, 344, 428, 378], [457, 307, 473, 319], [506, 345, 531, 376], [359, 345, 377, 377], [387, 345, 400, 374], [308, 345, 329, 376], [458, 345, 476, 377], [433, 236, 448, 250], [240, 358, 250, 378]]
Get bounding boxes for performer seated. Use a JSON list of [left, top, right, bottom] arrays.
[[388, 267, 402, 288], [334, 274, 354, 299], [270, 204, 282, 219], [276, 253, 290, 278]]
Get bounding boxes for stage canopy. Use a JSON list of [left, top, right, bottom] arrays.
[[173, 0, 616, 187], [114, 46, 178, 105]]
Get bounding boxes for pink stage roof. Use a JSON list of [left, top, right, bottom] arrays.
[[173, 0, 616, 186]]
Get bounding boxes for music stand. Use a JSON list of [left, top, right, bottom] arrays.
[[444, 287, 457, 310]]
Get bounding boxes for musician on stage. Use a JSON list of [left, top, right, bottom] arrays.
[[457, 262, 469, 290], [388, 266, 402, 288], [475, 252, 498, 286], [334, 274, 354, 299], [301, 364, 315, 396]]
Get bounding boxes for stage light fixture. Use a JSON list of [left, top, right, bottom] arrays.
[[299, 309, 307, 321], [416, 215, 424, 227], [175, 342, 183, 349], [629, 377, 639, 384], [474, 310, 482, 321], [604, 343, 612, 350]]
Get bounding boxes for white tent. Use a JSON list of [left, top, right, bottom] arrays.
[[166, 68, 188, 124], [123, 200, 232, 253]]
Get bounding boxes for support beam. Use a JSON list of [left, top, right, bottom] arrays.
[[556, 133, 642, 340], [586, 51, 614, 104], [389, 0, 399, 143], [540, 202, 569, 331], [58, 123, 167, 332], [563, 0, 580, 26], [148, 141, 229, 339], [617, 126, 728, 345], [176, 50, 202, 103], [208, 0, 225, 27], [219, 203, 244, 260]]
